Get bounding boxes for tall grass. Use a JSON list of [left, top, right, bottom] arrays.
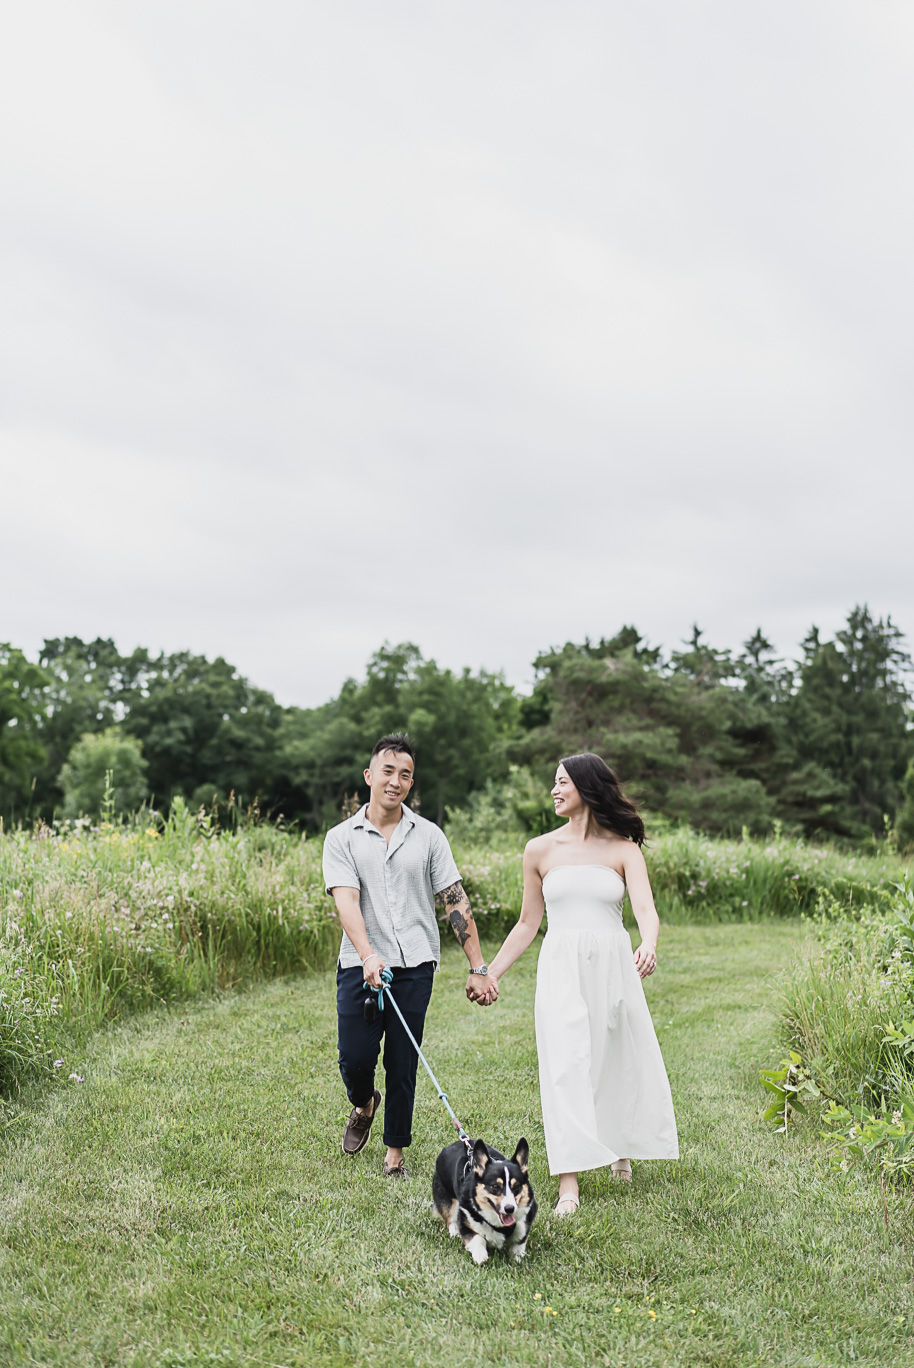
[[457, 826, 902, 934], [780, 878, 914, 1105], [0, 801, 337, 1094], [2, 805, 904, 1103]]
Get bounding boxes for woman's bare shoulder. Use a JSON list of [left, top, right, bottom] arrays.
[[523, 832, 557, 870], [618, 839, 648, 872]]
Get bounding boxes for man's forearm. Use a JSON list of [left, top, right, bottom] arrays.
[[332, 891, 374, 962], [441, 881, 485, 964]]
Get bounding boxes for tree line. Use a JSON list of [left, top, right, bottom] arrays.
[[1, 605, 912, 844]]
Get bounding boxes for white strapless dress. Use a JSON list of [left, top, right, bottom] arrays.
[[534, 865, 679, 1175]]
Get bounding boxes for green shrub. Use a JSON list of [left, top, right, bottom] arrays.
[[59, 728, 148, 818]]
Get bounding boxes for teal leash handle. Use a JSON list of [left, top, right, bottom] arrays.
[[366, 967, 472, 1151]]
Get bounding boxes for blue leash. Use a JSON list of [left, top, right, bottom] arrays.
[[367, 966, 473, 1154]]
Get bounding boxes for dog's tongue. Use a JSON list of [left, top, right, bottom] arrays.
[[500, 1212, 516, 1228]]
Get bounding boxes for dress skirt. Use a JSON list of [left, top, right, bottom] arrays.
[[534, 865, 679, 1175]]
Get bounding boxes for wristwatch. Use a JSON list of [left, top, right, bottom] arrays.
[[469, 964, 489, 976]]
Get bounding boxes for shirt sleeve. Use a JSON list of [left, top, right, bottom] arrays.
[[323, 825, 361, 894], [429, 826, 461, 894]]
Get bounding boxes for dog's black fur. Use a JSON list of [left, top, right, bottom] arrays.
[[432, 1137, 537, 1264]]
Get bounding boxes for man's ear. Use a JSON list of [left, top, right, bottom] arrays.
[[512, 1138, 529, 1173], [363, 767, 373, 786], [473, 1139, 490, 1176]]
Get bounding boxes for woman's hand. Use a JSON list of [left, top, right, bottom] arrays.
[[361, 952, 387, 988], [633, 942, 657, 979], [466, 972, 499, 1005], [471, 973, 499, 1006]]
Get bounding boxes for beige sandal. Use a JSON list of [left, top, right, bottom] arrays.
[[611, 1160, 632, 1182], [553, 1193, 580, 1215]]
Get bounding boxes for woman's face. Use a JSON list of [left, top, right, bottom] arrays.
[[552, 763, 583, 817]]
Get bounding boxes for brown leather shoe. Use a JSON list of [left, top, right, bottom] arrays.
[[383, 1158, 408, 1178], [341, 1089, 381, 1156]]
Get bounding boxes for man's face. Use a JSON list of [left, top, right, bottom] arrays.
[[364, 749, 415, 811]]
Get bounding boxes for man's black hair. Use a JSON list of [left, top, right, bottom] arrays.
[[369, 732, 416, 767]]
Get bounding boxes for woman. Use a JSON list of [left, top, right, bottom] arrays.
[[484, 754, 678, 1215]]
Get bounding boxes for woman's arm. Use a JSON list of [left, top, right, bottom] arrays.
[[483, 844, 546, 997], [621, 843, 659, 978]]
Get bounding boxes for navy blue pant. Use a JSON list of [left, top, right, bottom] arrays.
[[336, 961, 435, 1148]]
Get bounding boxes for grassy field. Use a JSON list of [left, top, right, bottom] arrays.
[[2, 922, 913, 1368], [3, 811, 901, 1097]]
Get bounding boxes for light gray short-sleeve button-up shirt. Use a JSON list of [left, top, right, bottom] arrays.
[[322, 804, 461, 970]]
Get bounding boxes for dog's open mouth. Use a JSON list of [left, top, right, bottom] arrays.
[[499, 1212, 516, 1228]]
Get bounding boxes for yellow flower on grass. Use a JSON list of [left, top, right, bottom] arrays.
[[533, 1293, 541, 1301], [648, 1310, 657, 1320], [614, 1306, 621, 1314]]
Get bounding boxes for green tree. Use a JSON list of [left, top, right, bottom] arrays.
[[275, 643, 519, 827], [785, 606, 913, 835], [121, 652, 283, 810], [518, 630, 775, 835], [896, 759, 914, 852], [0, 644, 48, 821], [59, 728, 149, 819], [33, 637, 149, 815]]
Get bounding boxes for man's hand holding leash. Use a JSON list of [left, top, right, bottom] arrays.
[[361, 950, 388, 989]]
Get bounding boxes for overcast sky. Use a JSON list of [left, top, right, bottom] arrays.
[[2, 2, 912, 706]]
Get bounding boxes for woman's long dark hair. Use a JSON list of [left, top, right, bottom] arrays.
[[560, 753, 645, 846]]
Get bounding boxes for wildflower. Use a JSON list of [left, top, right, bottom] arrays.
[[53, 1059, 63, 1068], [840, 1159, 849, 1172], [533, 1293, 541, 1301], [648, 1310, 657, 1319], [892, 949, 902, 960], [614, 1307, 621, 1314], [69, 1073, 85, 1082], [12, 889, 22, 899], [741, 900, 748, 907], [892, 1110, 903, 1125]]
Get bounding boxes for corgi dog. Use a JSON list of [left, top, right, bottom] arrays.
[[433, 1137, 537, 1264]]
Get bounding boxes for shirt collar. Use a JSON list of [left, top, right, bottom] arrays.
[[353, 803, 415, 831]]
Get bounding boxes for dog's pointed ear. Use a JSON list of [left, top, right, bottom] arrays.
[[473, 1139, 490, 1176], [512, 1138, 529, 1173]]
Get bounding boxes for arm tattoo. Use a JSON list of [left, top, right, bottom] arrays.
[[439, 880, 473, 948], [449, 907, 471, 948]]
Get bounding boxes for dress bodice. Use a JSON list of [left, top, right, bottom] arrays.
[[541, 864, 626, 933]]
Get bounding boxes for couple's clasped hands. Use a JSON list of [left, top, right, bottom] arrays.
[[466, 973, 499, 1007]]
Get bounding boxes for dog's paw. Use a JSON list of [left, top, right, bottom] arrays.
[[512, 1241, 527, 1262], [467, 1234, 489, 1265]]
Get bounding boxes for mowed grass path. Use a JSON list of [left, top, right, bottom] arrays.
[[2, 924, 913, 1368]]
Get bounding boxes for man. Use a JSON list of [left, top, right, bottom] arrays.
[[323, 732, 498, 1177]]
